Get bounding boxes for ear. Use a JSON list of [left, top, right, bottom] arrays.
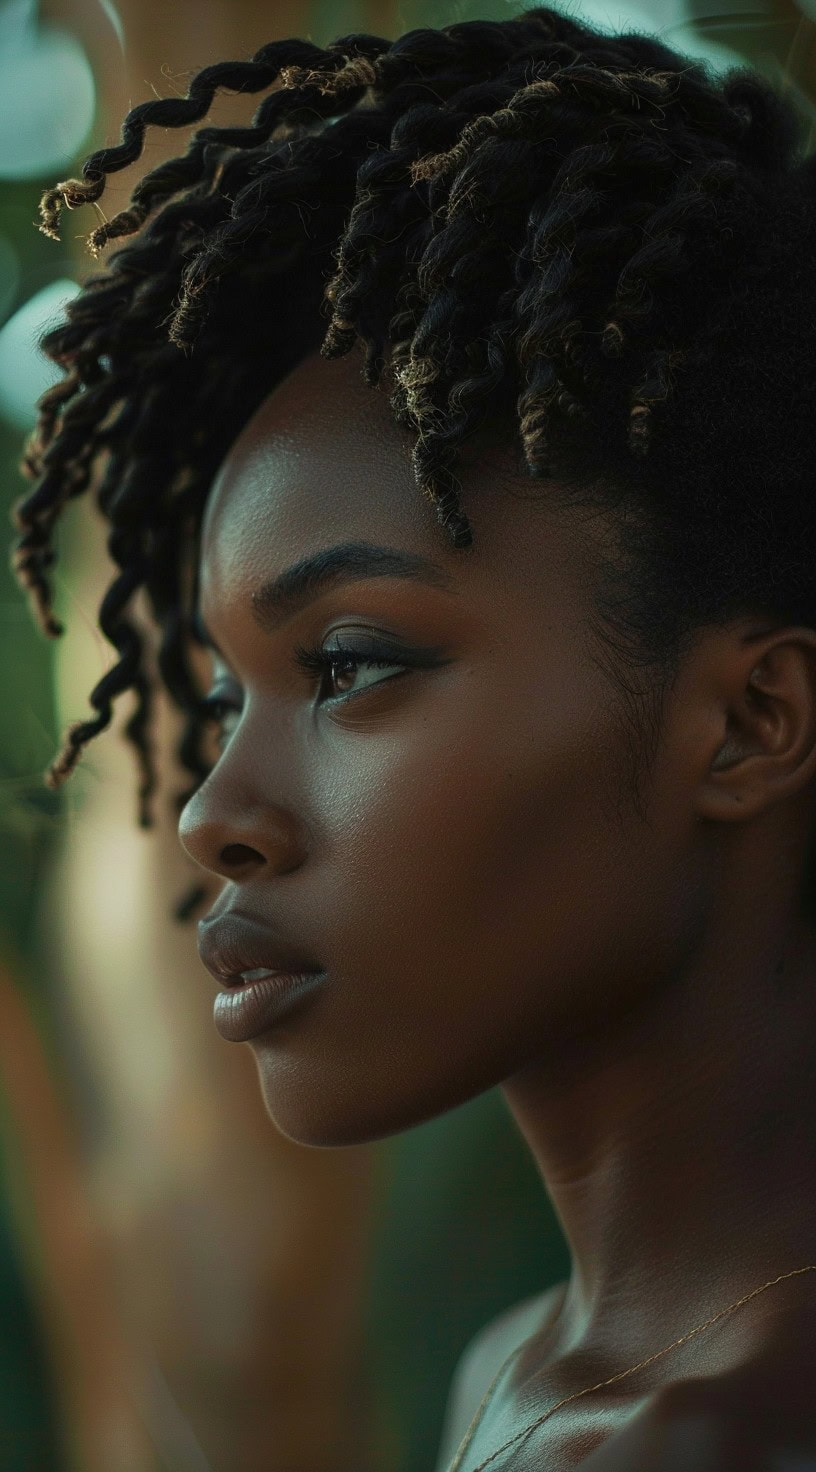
[[695, 624, 816, 824]]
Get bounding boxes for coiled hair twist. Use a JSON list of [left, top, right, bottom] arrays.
[[9, 6, 816, 922]]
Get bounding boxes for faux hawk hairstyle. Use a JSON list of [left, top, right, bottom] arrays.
[[9, 5, 816, 925]]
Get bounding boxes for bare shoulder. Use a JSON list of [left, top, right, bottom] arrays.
[[433, 1281, 566, 1472], [702, 1312, 816, 1464], [436, 1291, 816, 1472], [581, 1310, 816, 1471]]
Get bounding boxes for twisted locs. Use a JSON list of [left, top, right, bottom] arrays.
[[9, 6, 813, 925]]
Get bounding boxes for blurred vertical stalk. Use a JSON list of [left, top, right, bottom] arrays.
[[24, 2, 393, 1470], [0, 948, 158, 1472]]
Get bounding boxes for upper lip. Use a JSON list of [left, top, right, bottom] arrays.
[[197, 912, 323, 988]]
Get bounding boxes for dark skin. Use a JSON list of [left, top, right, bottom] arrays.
[[178, 347, 816, 1469]]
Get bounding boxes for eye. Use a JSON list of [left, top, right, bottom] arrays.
[[198, 693, 242, 749], [199, 696, 237, 723], [292, 636, 412, 704], [198, 634, 451, 746]]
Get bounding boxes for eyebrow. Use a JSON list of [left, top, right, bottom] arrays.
[[192, 540, 456, 650]]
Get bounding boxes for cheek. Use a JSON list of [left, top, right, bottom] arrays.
[[315, 678, 651, 1037], [255, 680, 701, 1145]]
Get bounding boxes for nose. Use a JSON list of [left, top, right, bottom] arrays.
[[177, 783, 309, 881]]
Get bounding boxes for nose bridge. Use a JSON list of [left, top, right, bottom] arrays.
[[177, 756, 309, 878]]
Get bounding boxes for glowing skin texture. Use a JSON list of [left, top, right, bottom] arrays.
[[179, 348, 816, 1467]]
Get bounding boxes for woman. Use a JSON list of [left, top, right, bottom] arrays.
[[11, 6, 816, 1467]]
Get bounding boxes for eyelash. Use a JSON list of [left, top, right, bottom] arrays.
[[292, 637, 412, 701], [199, 637, 413, 730]]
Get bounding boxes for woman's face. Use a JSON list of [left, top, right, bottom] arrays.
[[178, 348, 708, 1146]]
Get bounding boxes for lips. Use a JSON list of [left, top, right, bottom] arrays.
[[211, 969, 329, 1042], [197, 911, 324, 988]]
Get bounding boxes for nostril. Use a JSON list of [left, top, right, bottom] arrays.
[[221, 842, 263, 865]]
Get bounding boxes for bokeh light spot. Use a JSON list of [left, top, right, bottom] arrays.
[[0, 278, 80, 431], [0, 1, 96, 180]]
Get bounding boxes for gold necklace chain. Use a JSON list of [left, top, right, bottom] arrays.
[[447, 1264, 816, 1472]]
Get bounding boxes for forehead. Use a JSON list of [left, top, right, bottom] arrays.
[[197, 347, 595, 623], [200, 349, 437, 580]]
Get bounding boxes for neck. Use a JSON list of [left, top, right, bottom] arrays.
[[502, 896, 816, 1353]]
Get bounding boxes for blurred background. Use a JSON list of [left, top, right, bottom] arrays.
[[0, 0, 813, 1469]]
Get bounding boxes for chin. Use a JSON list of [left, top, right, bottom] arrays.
[[251, 1049, 484, 1149]]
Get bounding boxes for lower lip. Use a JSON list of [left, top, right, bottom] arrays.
[[213, 971, 328, 1042]]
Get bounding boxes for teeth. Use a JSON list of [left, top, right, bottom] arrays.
[[240, 967, 278, 982]]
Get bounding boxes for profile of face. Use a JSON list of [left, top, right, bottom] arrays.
[[177, 347, 714, 1148]]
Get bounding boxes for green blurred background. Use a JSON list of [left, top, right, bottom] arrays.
[[0, 1, 813, 1468]]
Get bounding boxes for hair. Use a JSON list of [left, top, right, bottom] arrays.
[[8, 5, 816, 924]]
